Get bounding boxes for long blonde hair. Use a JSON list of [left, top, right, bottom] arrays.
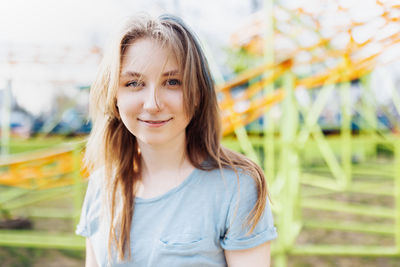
[[85, 13, 269, 262]]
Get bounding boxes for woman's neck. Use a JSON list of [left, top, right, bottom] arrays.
[[138, 136, 190, 180], [135, 137, 195, 199]]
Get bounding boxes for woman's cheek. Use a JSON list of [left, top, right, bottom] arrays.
[[118, 93, 141, 114]]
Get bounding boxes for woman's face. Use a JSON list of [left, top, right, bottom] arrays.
[[117, 38, 190, 148]]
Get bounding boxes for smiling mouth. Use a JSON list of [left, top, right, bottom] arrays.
[[138, 118, 172, 124]]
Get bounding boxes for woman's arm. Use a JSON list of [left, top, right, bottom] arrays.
[[224, 241, 271, 267], [85, 238, 99, 267]]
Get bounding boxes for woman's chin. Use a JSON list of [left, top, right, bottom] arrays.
[[136, 137, 169, 147]]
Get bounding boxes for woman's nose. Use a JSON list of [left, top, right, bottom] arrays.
[[143, 85, 161, 112]]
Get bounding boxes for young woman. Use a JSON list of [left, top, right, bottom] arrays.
[[76, 14, 277, 267]]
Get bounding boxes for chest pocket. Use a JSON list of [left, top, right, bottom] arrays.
[[159, 233, 210, 254]]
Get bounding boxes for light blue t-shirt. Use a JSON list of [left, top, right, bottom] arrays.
[[76, 164, 277, 267]]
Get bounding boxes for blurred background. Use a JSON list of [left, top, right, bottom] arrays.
[[1, 0, 400, 266]]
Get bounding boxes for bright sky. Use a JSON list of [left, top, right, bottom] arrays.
[[0, 0, 155, 45], [0, 0, 251, 45]]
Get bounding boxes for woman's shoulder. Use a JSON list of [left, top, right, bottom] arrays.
[[199, 150, 262, 189], [85, 167, 107, 195], [198, 164, 259, 194], [89, 167, 106, 180]]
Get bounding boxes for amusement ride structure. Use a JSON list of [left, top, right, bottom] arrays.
[[1, 0, 400, 265]]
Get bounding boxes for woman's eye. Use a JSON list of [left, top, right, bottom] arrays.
[[126, 80, 143, 88], [166, 79, 181, 87]]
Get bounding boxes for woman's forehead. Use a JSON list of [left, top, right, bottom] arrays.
[[120, 38, 182, 76]]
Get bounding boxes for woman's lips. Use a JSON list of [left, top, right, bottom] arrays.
[[138, 118, 172, 127]]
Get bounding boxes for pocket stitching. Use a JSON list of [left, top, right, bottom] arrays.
[[159, 235, 207, 250]]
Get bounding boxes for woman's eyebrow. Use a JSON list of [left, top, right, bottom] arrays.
[[120, 70, 179, 78], [162, 70, 180, 77], [120, 71, 141, 78]]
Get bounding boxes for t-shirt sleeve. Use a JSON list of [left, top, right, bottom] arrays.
[[220, 172, 277, 250], [75, 172, 102, 238]]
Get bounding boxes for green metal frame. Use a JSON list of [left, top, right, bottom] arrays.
[[0, 142, 86, 250], [222, 56, 400, 264]]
